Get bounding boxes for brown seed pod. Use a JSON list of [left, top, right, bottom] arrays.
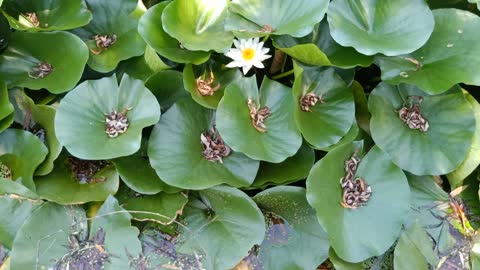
[[201, 126, 231, 163], [24, 12, 40, 27], [67, 157, 109, 184], [247, 98, 272, 133], [104, 108, 132, 138], [398, 96, 429, 132], [300, 92, 325, 112], [339, 152, 372, 209], [90, 34, 117, 55], [28, 62, 53, 79], [196, 70, 221, 96], [259, 25, 273, 33]]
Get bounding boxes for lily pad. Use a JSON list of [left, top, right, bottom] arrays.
[[9, 89, 61, 175], [376, 9, 480, 94], [327, 0, 434, 56], [394, 223, 439, 270], [117, 45, 170, 81], [73, 0, 146, 72], [369, 83, 475, 175], [1, 0, 91, 31], [184, 63, 242, 109], [55, 74, 161, 160], [0, 129, 47, 191], [293, 64, 355, 149], [273, 20, 373, 68], [306, 142, 410, 262], [138, 1, 210, 64], [216, 76, 302, 163], [175, 186, 266, 270], [227, 0, 329, 38], [148, 97, 259, 190], [0, 31, 89, 93], [0, 81, 13, 133], [253, 186, 330, 270], [161, 0, 233, 52], [145, 70, 190, 112], [34, 152, 119, 205], [251, 144, 314, 188]]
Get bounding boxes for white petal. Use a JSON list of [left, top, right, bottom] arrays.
[[261, 47, 270, 54], [253, 37, 260, 44], [226, 60, 244, 68], [252, 61, 265, 69], [242, 64, 253, 75], [233, 39, 241, 48], [258, 54, 272, 61], [225, 49, 241, 59]]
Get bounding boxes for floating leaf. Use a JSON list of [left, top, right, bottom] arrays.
[[327, 0, 434, 56], [217, 76, 302, 163], [117, 45, 170, 81], [394, 223, 439, 270], [306, 142, 410, 262], [0, 81, 13, 133], [369, 83, 475, 175], [1, 0, 91, 31], [0, 31, 88, 93], [55, 74, 161, 160], [293, 64, 355, 149], [138, 1, 210, 64], [145, 70, 189, 112], [148, 97, 259, 189], [376, 9, 480, 94], [162, 0, 233, 52], [227, 0, 329, 37], [253, 186, 330, 270]]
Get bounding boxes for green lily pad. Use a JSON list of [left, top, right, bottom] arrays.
[[253, 186, 330, 270], [161, 0, 233, 52], [216, 76, 302, 163], [34, 152, 119, 205], [145, 70, 190, 112], [369, 83, 475, 175], [138, 1, 211, 64], [0, 129, 47, 191], [318, 121, 360, 152], [0, 31, 89, 93], [306, 142, 410, 262], [116, 186, 188, 224], [293, 64, 355, 149], [0, 177, 40, 199], [251, 144, 314, 188], [352, 81, 371, 135], [8, 89, 61, 176], [184, 63, 242, 109], [1, 0, 91, 31], [328, 248, 363, 270], [175, 186, 265, 270], [227, 0, 329, 37], [376, 9, 480, 94], [148, 97, 259, 190], [55, 74, 161, 160], [0, 81, 13, 133], [273, 20, 373, 68], [327, 0, 434, 56], [73, 0, 146, 72], [117, 45, 170, 81], [394, 223, 439, 270], [447, 93, 480, 188]]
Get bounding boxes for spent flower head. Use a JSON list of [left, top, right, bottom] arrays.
[[225, 38, 271, 75]]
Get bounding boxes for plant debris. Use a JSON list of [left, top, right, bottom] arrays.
[[196, 70, 221, 96], [259, 25, 273, 33], [67, 156, 108, 184], [300, 92, 325, 112], [28, 62, 53, 79], [247, 98, 272, 133], [0, 162, 12, 180], [398, 96, 430, 132], [90, 34, 117, 55], [105, 108, 131, 138], [24, 12, 40, 27], [234, 245, 262, 270], [200, 126, 231, 163], [53, 229, 109, 270], [339, 151, 372, 209], [0, 244, 7, 266]]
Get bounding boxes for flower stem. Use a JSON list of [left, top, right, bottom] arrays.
[[271, 69, 294, 80]]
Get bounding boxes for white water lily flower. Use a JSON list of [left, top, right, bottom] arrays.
[[225, 38, 272, 75]]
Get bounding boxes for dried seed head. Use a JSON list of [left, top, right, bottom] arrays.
[[196, 70, 221, 96], [339, 152, 372, 209], [24, 12, 40, 27], [259, 25, 273, 33], [398, 96, 429, 132], [201, 126, 231, 163], [0, 163, 12, 180], [300, 92, 325, 112], [90, 34, 117, 55], [28, 62, 53, 79], [105, 108, 131, 138], [247, 98, 272, 133], [67, 156, 108, 184]]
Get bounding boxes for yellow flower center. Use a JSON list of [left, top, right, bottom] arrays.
[[241, 48, 255, 61]]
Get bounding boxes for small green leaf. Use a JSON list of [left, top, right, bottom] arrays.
[[117, 45, 170, 81], [0, 81, 13, 133], [394, 224, 439, 270], [145, 70, 190, 112]]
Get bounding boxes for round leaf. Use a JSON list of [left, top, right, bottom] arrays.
[[0, 81, 13, 133], [376, 9, 480, 94], [293, 64, 355, 149], [148, 97, 259, 190], [228, 0, 329, 37], [0, 129, 47, 191], [327, 0, 434, 56], [253, 186, 330, 270], [369, 83, 475, 175], [145, 70, 190, 112], [162, 0, 233, 52], [0, 31, 89, 93], [306, 142, 410, 262], [394, 224, 438, 270], [55, 74, 161, 160], [117, 45, 170, 81], [217, 76, 302, 163], [1, 0, 91, 31], [138, 1, 210, 64]]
